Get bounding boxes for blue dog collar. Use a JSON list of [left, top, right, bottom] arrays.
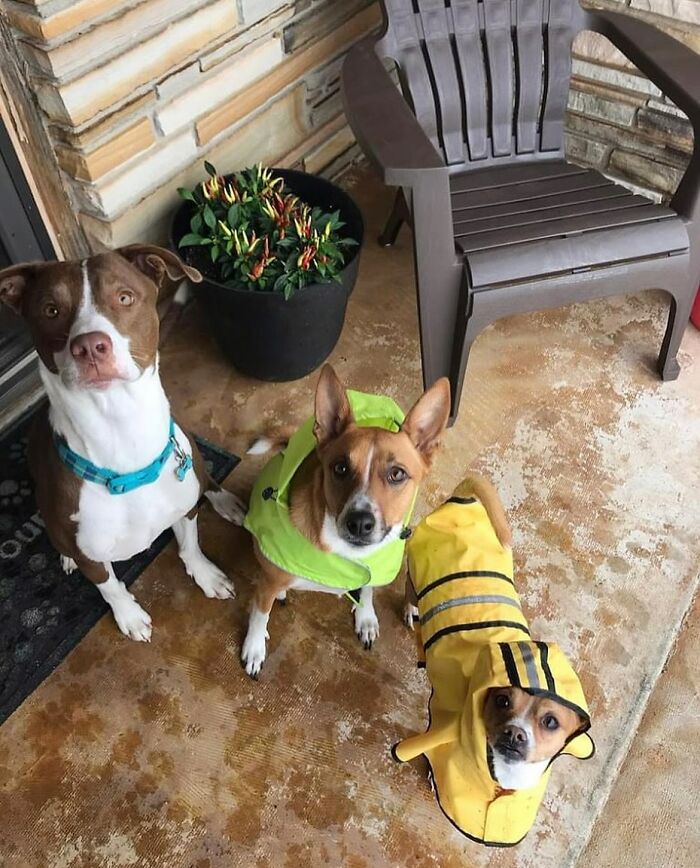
[[53, 417, 193, 495]]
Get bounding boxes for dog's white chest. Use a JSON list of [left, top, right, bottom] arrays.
[[73, 433, 200, 563]]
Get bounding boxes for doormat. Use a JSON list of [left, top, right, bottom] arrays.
[[0, 405, 239, 725]]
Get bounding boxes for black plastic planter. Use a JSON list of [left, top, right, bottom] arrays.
[[170, 168, 364, 382]]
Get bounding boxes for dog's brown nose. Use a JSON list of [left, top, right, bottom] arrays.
[[503, 725, 528, 745], [70, 331, 113, 363]]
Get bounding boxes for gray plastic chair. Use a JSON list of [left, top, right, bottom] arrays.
[[341, 0, 700, 422]]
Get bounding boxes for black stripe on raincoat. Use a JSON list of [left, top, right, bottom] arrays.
[[417, 570, 515, 601], [537, 641, 556, 692], [500, 643, 521, 687], [423, 621, 530, 651]]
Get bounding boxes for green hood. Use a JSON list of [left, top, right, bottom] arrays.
[[244, 390, 411, 591]]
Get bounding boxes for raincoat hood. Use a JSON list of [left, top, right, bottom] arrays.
[[393, 494, 594, 846], [244, 389, 412, 591]]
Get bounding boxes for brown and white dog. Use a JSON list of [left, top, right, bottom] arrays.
[[0, 246, 245, 641], [241, 365, 450, 677], [484, 686, 586, 789]]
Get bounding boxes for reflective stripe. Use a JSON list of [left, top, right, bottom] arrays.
[[420, 594, 522, 626], [518, 641, 540, 689]]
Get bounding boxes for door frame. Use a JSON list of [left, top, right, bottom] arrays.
[[0, 12, 88, 426]]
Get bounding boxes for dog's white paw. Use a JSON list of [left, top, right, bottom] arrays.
[[355, 609, 380, 650], [188, 557, 235, 599], [403, 603, 419, 630], [276, 590, 287, 604], [60, 556, 77, 574], [113, 594, 152, 642], [205, 489, 247, 526], [241, 630, 268, 678]]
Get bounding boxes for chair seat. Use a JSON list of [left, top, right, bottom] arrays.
[[450, 161, 689, 288]]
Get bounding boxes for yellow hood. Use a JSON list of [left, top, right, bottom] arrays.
[[393, 496, 594, 846]]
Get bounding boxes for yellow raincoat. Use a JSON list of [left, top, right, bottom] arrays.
[[393, 486, 594, 846]]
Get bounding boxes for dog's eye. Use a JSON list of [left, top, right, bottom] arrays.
[[44, 302, 59, 319], [332, 459, 348, 478], [495, 694, 510, 709], [542, 714, 559, 731], [118, 290, 135, 307], [387, 466, 408, 485]]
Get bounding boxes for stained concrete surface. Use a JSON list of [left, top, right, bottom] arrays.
[[579, 592, 700, 868], [0, 168, 698, 867]]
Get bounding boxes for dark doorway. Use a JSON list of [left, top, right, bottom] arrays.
[[0, 118, 55, 419]]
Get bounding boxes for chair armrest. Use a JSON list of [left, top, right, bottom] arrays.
[[585, 9, 700, 228], [585, 10, 700, 126], [341, 38, 445, 186]]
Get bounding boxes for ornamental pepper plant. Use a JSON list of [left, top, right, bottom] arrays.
[[177, 162, 357, 299]]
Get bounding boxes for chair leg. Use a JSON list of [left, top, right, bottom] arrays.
[[447, 318, 483, 426], [378, 191, 406, 247], [658, 287, 694, 380]]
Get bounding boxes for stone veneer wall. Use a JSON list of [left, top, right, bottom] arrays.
[[568, 0, 697, 202], [0, 0, 697, 250], [0, 0, 380, 249]]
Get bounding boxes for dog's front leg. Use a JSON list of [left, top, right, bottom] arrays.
[[77, 556, 152, 642], [172, 515, 235, 599], [402, 574, 419, 630], [241, 585, 279, 678], [353, 586, 379, 649]]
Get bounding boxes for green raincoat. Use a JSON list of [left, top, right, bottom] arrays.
[[244, 390, 412, 591]]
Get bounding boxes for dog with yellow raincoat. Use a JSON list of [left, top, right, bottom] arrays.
[[393, 474, 595, 847]]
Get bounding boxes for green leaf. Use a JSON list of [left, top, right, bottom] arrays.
[[190, 213, 203, 234], [211, 245, 220, 263], [204, 160, 217, 177], [178, 233, 202, 247], [227, 203, 241, 227], [203, 205, 217, 229], [178, 187, 196, 201]]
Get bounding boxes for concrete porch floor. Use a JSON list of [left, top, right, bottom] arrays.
[[0, 168, 699, 867]]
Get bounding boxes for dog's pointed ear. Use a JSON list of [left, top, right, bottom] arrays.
[[117, 244, 202, 288], [0, 263, 42, 315], [314, 364, 353, 446], [403, 377, 451, 461]]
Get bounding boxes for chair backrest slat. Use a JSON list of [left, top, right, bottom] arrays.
[[451, 0, 488, 161], [386, 0, 441, 151], [540, 0, 577, 151], [378, 0, 582, 165], [515, 0, 544, 154], [483, 0, 514, 157], [416, 0, 465, 164]]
